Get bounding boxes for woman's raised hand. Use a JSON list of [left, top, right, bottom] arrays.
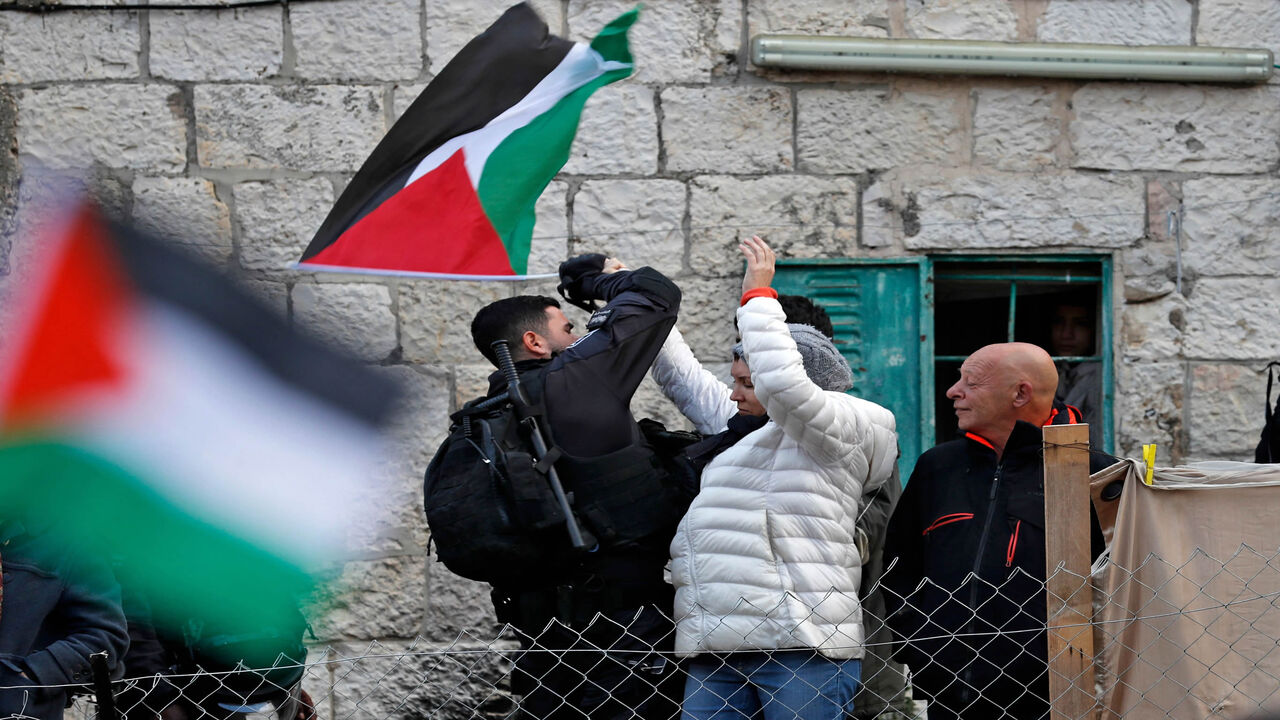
[[739, 235, 775, 295]]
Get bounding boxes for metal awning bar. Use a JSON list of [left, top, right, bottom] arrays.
[[751, 35, 1274, 83]]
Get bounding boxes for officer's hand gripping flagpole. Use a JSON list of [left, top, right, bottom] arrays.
[[490, 339, 593, 551]]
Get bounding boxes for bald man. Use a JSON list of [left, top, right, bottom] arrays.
[[882, 343, 1113, 720]]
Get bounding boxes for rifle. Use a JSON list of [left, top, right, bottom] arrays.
[[490, 339, 594, 551], [89, 651, 119, 720]]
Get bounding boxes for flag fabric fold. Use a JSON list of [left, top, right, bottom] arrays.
[[299, 2, 638, 280], [0, 202, 399, 631]]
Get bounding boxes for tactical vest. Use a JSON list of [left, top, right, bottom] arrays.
[[424, 365, 693, 586]]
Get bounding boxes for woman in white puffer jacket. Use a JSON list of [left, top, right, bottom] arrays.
[[651, 237, 898, 720]]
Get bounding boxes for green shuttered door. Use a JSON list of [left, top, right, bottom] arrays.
[[774, 260, 930, 483]]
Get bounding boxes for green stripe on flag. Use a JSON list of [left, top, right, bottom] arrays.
[[589, 6, 638, 64], [0, 441, 316, 640], [477, 9, 638, 274]]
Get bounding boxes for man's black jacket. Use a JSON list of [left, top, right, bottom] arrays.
[[882, 404, 1116, 714], [485, 267, 681, 592], [486, 267, 680, 458]]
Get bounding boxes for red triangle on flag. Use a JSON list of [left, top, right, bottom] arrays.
[[302, 149, 516, 276], [1, 204, 134, 430]]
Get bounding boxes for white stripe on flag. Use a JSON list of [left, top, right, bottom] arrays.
[[73, 303, 386, 567], [406, 44, 630, 188]]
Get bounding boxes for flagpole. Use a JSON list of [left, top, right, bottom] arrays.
[[289, 263, 559, 281]]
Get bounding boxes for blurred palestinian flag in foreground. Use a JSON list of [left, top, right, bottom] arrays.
[[0, 201, 398, 631], [298, 2, 637, 280]]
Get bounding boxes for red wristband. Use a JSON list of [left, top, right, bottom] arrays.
[[740, 287, 779, 306]]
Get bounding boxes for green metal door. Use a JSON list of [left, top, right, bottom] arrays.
[[774, 259, 931, 483]]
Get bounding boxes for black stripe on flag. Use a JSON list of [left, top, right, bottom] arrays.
[[110, 218, 400, 428], [302, 2, 574, 262]]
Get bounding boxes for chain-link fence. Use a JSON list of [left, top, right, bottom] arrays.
[[19, 543, 1278, 720]]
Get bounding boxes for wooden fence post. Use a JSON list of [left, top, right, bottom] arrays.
[[1042, 423, 1095, 720]]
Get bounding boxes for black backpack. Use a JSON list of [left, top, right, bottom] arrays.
[[424, 396, 573, 584]]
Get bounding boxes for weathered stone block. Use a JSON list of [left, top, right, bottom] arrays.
[[527, 180, 569, 276], [0, 11, 139, 83], [859, 183, 902, 251], [863, 172, 1144, 250], [454, 365, 494, 409], [689, 175, 859, 277], [562, 85, 658, 176], [0, 87, 16, 265], [311, 556, 423, 641], [1145, 179, 1181, 248], [424, 555, 501, 643], [1121, 182, 1180, 301], [1070, 84, 1280, 173], [18, 84, 187, 171], [292, 0, 422, 81], [239, 278, 290, 317], [748, 0, 889, 39], [1180, 177, 1280, 277], [108, 0, 219, 4], [131, 176, 233, 263], [400, 280, 507, 364], [797, 86, 964, 173], [1114, 361, 1185, 463], [569, 0, 739, 83], [385, 364, 453, 470], [1196, 0, 1280, 56], [392, 83, 429, 122], [905, 0, 1018, 40], [292, 282, 397, 362], [348, 365, 449, 556], [1121, 293, 1184, 362], [1189, 363, 1266, 459], [196, 85, 384, 171], [427, 0, 562, 75], [1183, 278, 1280, 361], [573, 179, 685, 277], [309, 638, 516, 720], [347, 459, 427, 558], [1038, 0, 1192, 45], [662, 87, 793, 173], [1122, 275, 1176, 304], [3, 169, 125, 283], [150, 7, 282, 81], [234, 177, 334, 271], [670, 274, 741, 362], [0, 282, 11, 340], [973, 86, 1059, 170]]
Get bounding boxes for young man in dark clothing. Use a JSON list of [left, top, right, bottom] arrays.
[[467, 254, 683, 720], [883, 342, 1115, 720], [0, 520, 130, 720]]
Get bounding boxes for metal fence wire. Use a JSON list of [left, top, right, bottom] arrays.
[[26, 544, 1280, 720]]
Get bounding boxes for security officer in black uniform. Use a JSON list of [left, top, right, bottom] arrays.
[[468, 253, 685, 720]]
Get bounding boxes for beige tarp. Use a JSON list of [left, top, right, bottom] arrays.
[[1089, 459, 1280, 720]]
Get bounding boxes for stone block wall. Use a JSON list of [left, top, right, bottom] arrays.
[[2, 0, 1278, 707]]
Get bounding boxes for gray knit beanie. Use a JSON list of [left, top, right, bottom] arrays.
[[733, 323, 853, 392]]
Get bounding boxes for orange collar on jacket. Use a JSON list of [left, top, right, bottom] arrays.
[[964, 405, 1081, 450]]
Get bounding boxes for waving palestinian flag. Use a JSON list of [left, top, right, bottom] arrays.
[[298, 3, 637, 280], [0, 201, 398, 633]]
